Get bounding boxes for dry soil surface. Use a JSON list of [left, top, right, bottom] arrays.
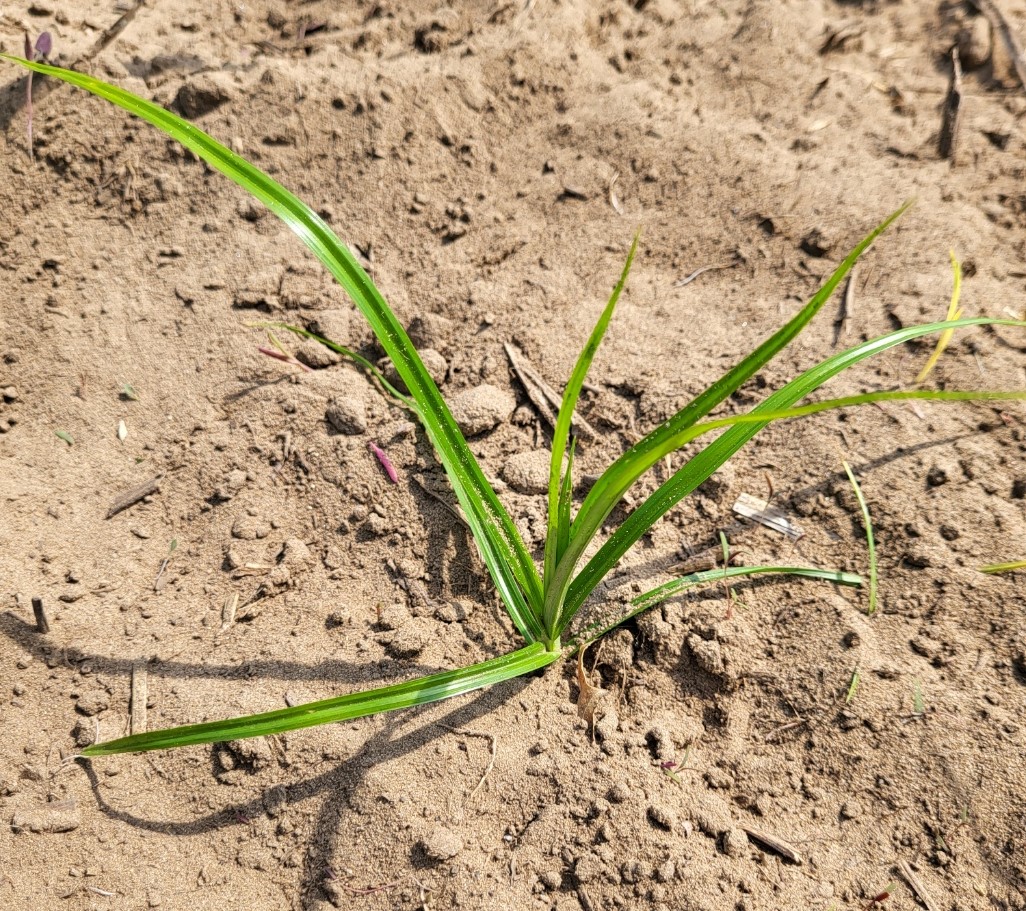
[[2, 1, 1026, 910]]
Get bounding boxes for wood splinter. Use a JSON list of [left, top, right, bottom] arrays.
[[939, 47, 963, 163], [898, 859, 941, 911], [743, 825, 804, 865], [105, 475, 162, 519], [31, 596, 50, 634]]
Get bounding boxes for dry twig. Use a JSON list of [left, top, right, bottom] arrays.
[[972, 0, 1026, 93], [898, 860, 941, 911], [939, 47, 963, 162], [504, 343, 597, 440], [106, 475, 162, 519]]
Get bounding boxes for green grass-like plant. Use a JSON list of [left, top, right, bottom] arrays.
[[5, 56, 1025, 757], [842, 459, 877, 615]]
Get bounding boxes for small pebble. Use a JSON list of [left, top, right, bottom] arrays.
[[384, 625, 427, 659], [279, 537, 312, 571], [231, 515, 271, 540], [12, 800, 80, 834], [655, 860, 676, 883], [721, 827, 749, 858], [449, 384, 514, 436], [295, 339, 341, 369], [325, 396, 367, 435], [502, 450, 553, 495], [420, 825, 462, 861], [75, 689, 109, 717], [647, 804, 676, 831], [840, 799, 862, 820]]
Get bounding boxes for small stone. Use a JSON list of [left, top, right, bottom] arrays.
[[502, 449, 553, 495], [433, 601, 469, 623], [385, 624, 427, 659], [574, 852, 605, 884], [644, 725, 673, 761], [647, 804, 676, 830], [691, 793, 733, 839], [926, 464, 949, 487], [11, 799, 80, 833], [231, 515, 271, 540], [235, 198, 265, 222], [840, 799, 862, 820], [1, 386, 18, 402], [529, 737, 550, 755], [539, 870, 562, 890], [620, 859, 652, 884], [687, 634, 725, 676], [655, 860, 675, 883], [607, 782, 630, 804], [800, 227, 833, 257], [705, 767, 734, 789], [325, 397, 367, 435], [721, 827, 748, 858], [173, 73, 233, 118], [75, 689, 109, 716], [295, 340, 341, 369], [421, 825, 462, 861], [71, 720, 93, 747], [449, 384, 514, 436], [263, 785, 288, 817], [418, 348, 449, 385], [279, 537, 312, 571], [407, 313, 455, 351], [377, 604, 409, 630], [225, 736, 273, 771]]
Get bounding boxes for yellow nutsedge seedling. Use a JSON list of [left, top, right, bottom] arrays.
[[4, 54, 1025, 758], [917, 249, 963, 384]]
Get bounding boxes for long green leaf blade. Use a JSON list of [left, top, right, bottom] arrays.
[[842, 460, 878, 615], [546, 204, 909, 631], [81, 643, 559, 756], [980, 560, 1026, 574], [556, 437, 578, 567], [2, 55, 544, 642], [561, 316, 1026, 625], [543, 233, 639, 622], [568, 565, 861, 651]]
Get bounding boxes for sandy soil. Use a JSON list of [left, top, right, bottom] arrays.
[[2, 1, 1026, 909]]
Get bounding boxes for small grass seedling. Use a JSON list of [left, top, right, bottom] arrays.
[[153, 538, 178, 592], [979, 559, 1026, 574], [845, 666, 861, 705], [865, 880, 897, 909], [842, 459, 878, 615], [4, 55, 1025, 757]]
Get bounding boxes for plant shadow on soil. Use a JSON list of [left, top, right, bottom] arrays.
[[69, 680, 532, 906]]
